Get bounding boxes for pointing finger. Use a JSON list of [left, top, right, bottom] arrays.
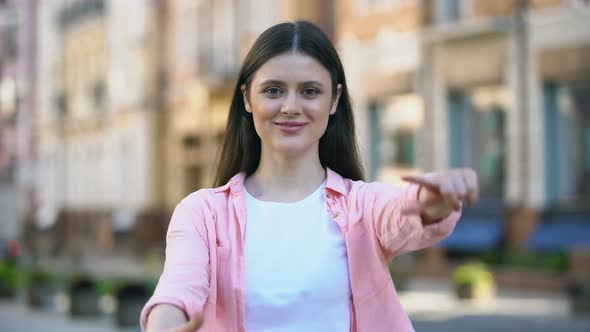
[[439, 178, 461, 211], [401, 174, 439, 192]]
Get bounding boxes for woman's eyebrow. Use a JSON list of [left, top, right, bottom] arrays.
[[259, 79, 285, 86], [258, 79, 325, 87], [300, 80, 324, 87]]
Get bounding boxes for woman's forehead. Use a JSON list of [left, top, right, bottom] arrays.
[[252, 52, 331, 84]]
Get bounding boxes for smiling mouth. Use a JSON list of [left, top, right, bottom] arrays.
[[274, 122, 306, 127], [274, 122, 307, 132]]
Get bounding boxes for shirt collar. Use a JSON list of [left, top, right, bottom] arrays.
[[213, 167, 347, 196], [213, 172, 246, 194], [325, 167, 346, 195]]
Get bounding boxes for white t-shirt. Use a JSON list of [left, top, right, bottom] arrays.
[[244, 181, 351, 332]]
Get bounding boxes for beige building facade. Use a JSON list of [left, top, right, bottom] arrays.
[[36, 0, 167, 257], [164, 0, 337, 209], [337, 0, 590, 251]]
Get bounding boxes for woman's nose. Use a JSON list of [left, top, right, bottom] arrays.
[[280, 93, 301, 116]]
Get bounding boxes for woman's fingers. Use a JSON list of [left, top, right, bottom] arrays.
[[451, 170, 468, 198], [184, 313, 204, 331], [400, 201, 423, 215], [401, 169, 479, 215], [464, 168, 479, 206], [401, 174, 439, 192], [169, 313, 203, 332], [439, 177, 461, 211]]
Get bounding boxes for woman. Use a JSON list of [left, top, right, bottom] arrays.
[[141, 20, 478, 332]]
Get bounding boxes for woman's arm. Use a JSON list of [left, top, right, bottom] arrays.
[[146, 304, 188, 332], [401, 168, 478, 223], [140, 192, 211, 331], [365, 168, 478, 259], [146, 304, 203, 332]]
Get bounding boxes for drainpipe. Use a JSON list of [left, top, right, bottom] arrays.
[[515, 0, 529, 205]]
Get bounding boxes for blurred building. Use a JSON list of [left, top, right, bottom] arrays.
[[163, 0, 336, 208], [30, 0, 337, 260], [0, 0, 37, 246], [0, 0, 20, 241], [35, 0, 168, 258], [8, 0, 588, 268], [337, 0, 590, 255]]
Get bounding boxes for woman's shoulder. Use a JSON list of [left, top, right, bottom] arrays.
[[340, 177, 407, 200], [177, 174, 241, 210], [179, 187, 227, 208]]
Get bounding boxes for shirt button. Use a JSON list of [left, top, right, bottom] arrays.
[[333, 212, 340, 218]]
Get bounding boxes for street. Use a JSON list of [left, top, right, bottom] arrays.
[[0, 278, 589, 332], [402, 279, 590, 332], [0, 302, 135, 332]]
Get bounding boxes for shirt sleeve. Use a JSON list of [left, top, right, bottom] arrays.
[[140, 194, 211, 331], [363, 182, 461, 261]]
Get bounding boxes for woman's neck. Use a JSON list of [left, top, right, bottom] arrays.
[[245, 146, 326, 203]]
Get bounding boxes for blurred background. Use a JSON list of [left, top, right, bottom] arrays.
[[0, 0, 590, 331]]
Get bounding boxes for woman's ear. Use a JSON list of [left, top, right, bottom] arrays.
[[241, 84, 252, 113], [330, 84, 343, 115]]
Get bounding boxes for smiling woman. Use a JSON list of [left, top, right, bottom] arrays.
[[141, 20, 478, 332], [239, 52, 343, 165], [214, 21, 363, 190]]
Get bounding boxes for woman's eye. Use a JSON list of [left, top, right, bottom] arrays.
[[264, 87, 282, 95], [303, 88, 319, 96]]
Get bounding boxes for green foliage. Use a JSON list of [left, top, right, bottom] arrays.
[[0, 261, 24, 295], [94, 278, 116, 296], [68, 273, 98, 293], [388, 261, 408, 291], [90, 276, 158, 296], [480, 250, 568, 272], [27, 266, 58, 286], [453, 261, 494, 287]]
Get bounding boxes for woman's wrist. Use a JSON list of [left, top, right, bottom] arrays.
[[146, 304, 188, 332], [417, 185, 453, 225]]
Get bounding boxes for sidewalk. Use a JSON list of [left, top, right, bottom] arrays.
[[402, 278, 590, 332], [1, 277, 589, 332], [0, 300, 135, 332]]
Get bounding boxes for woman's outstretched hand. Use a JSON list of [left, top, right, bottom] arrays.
[[401, 168, 479, 224], [164, 313, 203, 332]]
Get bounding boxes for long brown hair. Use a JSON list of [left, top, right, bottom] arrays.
[[213, 20, 364, 186]]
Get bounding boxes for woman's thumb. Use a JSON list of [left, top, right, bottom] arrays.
[[173, 313, 203, 332]]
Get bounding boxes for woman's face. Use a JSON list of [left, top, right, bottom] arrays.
[[241, 52, 342, 157]]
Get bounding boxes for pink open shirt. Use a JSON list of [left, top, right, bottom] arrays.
[[140, 168, 461, 331]]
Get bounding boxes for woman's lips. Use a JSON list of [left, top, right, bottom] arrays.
[[274, 122, 307, 133]]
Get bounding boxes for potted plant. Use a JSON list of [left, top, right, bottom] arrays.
[[68, 273, 101, 318], [114, 279, 155, 328], [26, 266, 58, 309], [567, 279, 590, 316], [0, 261, 22, 299], [452, 262, 495, 301]]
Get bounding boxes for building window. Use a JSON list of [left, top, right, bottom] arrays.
[[369, 94, 423, 182], [185, 166, 203, 194], [391, 131, 416, 167], [448, 87, 506, 200], [358, 0, 410, 14], [215, 132, 225, 145], [426, 0, 477, 24], [182, 135, 201, 149], [544, 83, 590, 209], [366, 0, 390, 5], [92, 80, 106, 109], [433, 0, 465, 23]]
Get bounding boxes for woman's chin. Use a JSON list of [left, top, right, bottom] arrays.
[[271, 141, 314, 158]]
